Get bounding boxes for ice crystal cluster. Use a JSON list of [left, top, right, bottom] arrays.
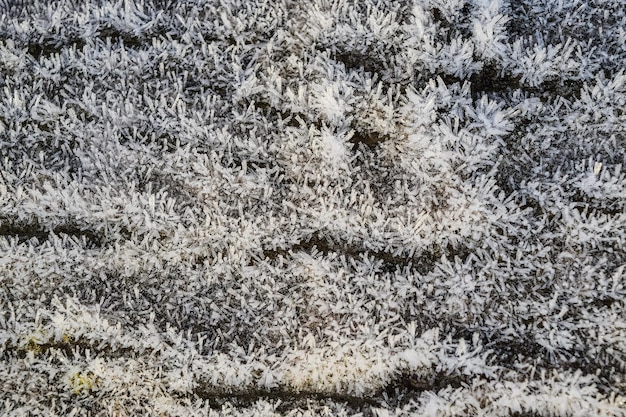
[[1, 0, 625, 415]]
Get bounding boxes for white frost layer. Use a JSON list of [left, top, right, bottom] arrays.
[[1, 0, 625, 415]]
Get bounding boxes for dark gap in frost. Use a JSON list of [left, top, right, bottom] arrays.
[[429, 8, 455, 44], [435, 62, 583, 102], [590, 296, 622, 309], [157, 132, 179, 153], [469, 63, 522, 99], [190, 368, 475, 412], [191, 387, 383, 412], [569, 189, 625, 218], [27, 37, 86, 59], [183, 79, 207, 94], [0, 222, 48, 244], [430, 7, 445, 23], [249, 99, 303, 130], [192, 369, 471, 411], [52, 225, 105, 247], [429, 3, 474, 40], [0, 218, 105, 248], [98, 26, 143, 48], [484, 336, 546, 365], [434, 65, 522, 100], [262, 232, 471, 275], [540, 78, 584, 101], [202, 33, 237, 46], [27, 41, 59, 59], [381, 371, 471, 409], [333, 49, 385, 75], [4, 336, 137, 361], [349, 129, 387, 150]]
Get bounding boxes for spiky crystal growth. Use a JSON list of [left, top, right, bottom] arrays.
[[1, 0, 625, 415]]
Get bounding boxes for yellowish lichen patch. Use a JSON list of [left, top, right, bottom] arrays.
[[24, 338, 43, 355], [18, 330, 46, 356], [69, 371, 98, 394]]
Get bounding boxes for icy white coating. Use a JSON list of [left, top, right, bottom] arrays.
[[0, 0, 625, 415]]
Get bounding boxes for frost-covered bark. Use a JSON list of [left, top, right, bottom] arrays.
[[1, 0, 625, 415]]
